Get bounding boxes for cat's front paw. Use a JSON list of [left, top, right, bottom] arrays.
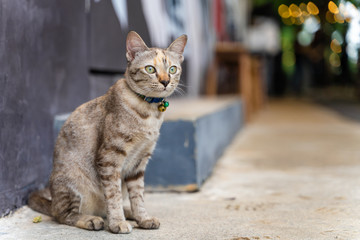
[[138, 217, 160, 229], [108, 220, 132, 234]]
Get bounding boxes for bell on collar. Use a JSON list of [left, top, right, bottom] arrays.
[[158, 100, 169, 112]]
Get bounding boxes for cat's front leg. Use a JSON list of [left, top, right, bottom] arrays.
[[97, 147, 132, 234], [125, 169, 160, 229]]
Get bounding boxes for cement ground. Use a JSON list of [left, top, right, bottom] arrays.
[[1, 99, 360, 240]]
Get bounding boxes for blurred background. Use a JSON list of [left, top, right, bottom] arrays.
[[1, 0, 360, 216]]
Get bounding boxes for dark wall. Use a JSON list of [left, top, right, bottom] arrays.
[[0, 0, 89, 216]]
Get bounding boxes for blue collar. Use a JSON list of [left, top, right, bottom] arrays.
[[136, 94, 164, 103]]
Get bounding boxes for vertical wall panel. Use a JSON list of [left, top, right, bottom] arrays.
[[0, 0, 89, 216], [89, 0, 151, 72]]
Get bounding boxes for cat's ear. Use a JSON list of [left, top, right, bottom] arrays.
[[167, 34, 188, 57], [126, 31, 149, 61]]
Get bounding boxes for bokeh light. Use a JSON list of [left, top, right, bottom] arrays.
[[330, 39, 342, 53], [328, 1, 339, 14], [334, 13, 345, 23], [329, 52, 341, 67], [299, 3, 309, 17], [282, 16, 295, 25], [304, 15, 320, 33], [332, 31, 344, 45], [278, 4, 290, 18], [278, 2, 323, 26], [294, 16, 305, 25], [290, 4, 302, 18], [307, 2, 319, 15], [297, 30, 314, 46], [326, 11, 336, 23]]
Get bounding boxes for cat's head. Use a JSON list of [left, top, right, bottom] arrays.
[[125, 31, 187, 98]]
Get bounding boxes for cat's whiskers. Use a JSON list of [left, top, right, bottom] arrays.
[[171, 82, 187, 96], [173, 88, 185, 97]]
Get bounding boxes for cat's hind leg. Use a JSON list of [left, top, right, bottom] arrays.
[[51, 186, 104, 231], [28, 187, 52, 216]]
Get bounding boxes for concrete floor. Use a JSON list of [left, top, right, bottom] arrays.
[[1, 99, 360, 240]]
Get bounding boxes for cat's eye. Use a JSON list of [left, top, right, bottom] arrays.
[[145, 65, 156, 74], [169, 66, 177, 74]]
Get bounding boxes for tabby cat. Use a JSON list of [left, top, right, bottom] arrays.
[[28, 31, 187, 234]]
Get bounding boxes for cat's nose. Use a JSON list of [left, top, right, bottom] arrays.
[[160, 80, 170, 87]]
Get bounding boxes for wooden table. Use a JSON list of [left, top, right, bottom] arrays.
[[206, 42, 265, 121]]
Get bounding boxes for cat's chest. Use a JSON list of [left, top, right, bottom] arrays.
[[120, 116, 161, 175], [116, 112, 162, 142], [139, 116, 162, 141]]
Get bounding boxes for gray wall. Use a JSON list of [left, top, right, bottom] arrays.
[[0, 0, 89, 216], [90, 0, 151, 72]]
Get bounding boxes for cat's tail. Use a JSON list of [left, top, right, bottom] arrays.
[[28, 187, 52, 216]]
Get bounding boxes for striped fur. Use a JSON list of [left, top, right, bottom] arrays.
[[28, 31, 187, 234]]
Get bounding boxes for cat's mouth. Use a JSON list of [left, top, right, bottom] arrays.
[[149, 86, 174, 98], [155, 85, 169, 92]]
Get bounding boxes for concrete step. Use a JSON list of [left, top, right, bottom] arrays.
[[54, 97, 244, 191]]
